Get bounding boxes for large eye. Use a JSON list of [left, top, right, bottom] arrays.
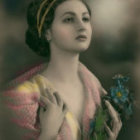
[[63, 17, 74, 23], [82, 17, 90, 22]]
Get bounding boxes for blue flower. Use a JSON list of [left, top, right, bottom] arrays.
[[110, 74, 130, 104], [110, 87, 129, 104]]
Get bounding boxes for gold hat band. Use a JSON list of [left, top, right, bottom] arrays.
[[37, 0, 56, 38]]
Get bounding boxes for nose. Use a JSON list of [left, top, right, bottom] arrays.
[[76, 18, 86, 32]]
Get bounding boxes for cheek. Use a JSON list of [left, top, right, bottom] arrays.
[[55, 26, 74, 41], [60, 28, 69, 36], [88, 25, 92, 36]]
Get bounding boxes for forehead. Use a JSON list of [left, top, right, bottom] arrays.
[[55, 0, 89, 16]]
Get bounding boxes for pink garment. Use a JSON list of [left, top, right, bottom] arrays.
[[3, 62, 106, 140]]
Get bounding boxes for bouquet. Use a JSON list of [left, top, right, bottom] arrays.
[[89, 74, 134, 140]]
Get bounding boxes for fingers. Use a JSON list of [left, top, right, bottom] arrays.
[[53, 92, 63, 107], [45, 90, 65, 109], [62, 103, 68, 115], [40, 91, 67, 114], [105, 100, 122, 138], [104, 122, 114, 139], [44, 89, 57, 104], [44, 89, 63, 106], [105, 100, 118, 121], [54, 92, 68, 114], [40, 95, 52, 106]]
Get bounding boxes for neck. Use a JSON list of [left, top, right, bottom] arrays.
[[43, 45, 80, 83]]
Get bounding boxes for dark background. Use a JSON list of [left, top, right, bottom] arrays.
[[0, 0, 140, 139]]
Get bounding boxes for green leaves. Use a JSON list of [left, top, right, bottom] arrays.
[[95, 107, 107, 132], [89, 106, 108, 140]]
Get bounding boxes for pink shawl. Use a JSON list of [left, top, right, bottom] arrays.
[[3, 62, 106, 140]]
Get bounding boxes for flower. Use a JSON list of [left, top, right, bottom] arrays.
[[89, 74, 133, 140], [110, 87, 129, 104], [110, 74, 129, 104], [109, 74, 133, 120]]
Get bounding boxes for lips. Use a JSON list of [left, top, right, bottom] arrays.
[[76, 35, 87, 41]]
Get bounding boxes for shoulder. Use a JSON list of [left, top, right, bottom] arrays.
[[2, 63, 45, 104], [1, 66, 43, 138], [6, 63, 44, 89]]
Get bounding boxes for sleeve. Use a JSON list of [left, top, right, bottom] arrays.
[[89, 73, 107, 106], [90, 74, 107, 96], [80, 63, 107, 105], [2, 80, 41, 140]]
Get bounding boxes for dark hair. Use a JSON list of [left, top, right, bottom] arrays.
[[25, 0, 91, 58]]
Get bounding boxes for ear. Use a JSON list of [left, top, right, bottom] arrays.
[[45, 29, 52, 41]]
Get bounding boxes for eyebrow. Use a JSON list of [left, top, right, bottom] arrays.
[[61, 11, 90, 17]]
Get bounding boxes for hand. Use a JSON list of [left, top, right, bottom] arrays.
[[104, 100, 122, 140], [39, 90, 67, 140]]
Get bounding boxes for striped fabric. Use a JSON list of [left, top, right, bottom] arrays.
[[3, 62, 106, 140]]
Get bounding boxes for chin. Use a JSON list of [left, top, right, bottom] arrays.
[[61, 42, 90, 53], [72, 45, 89, 53], [77, 43, 90, 51], [79, 46, 89, 52]]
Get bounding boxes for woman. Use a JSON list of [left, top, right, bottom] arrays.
[[3, 0, 122, 140]]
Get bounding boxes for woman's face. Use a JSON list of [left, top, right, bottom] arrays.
[[46, 0, 92, 54]]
